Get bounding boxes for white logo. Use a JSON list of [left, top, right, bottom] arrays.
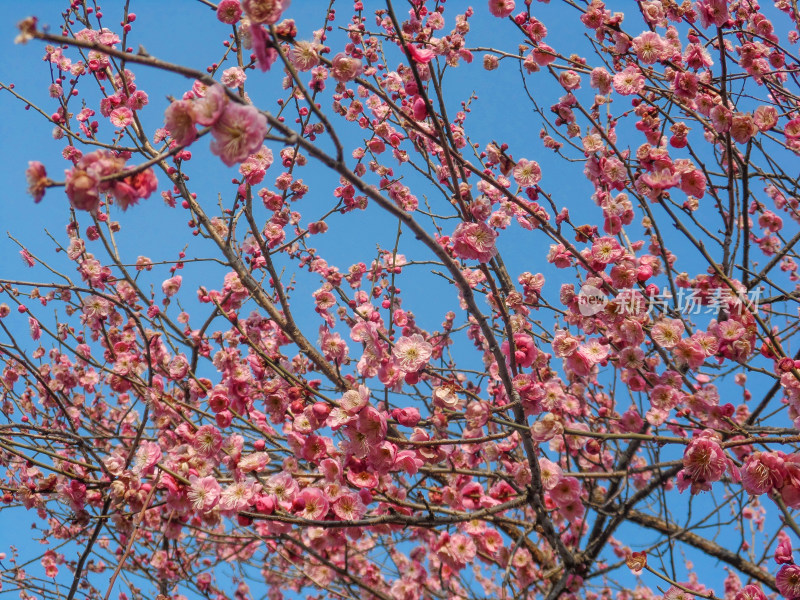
[[577, 284, 608, 316]]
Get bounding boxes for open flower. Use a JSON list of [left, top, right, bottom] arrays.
[[26, 161, 50, 202], [188, 475, 221, 512], [393, 334, 433, 372], [452, 221, 498, 263], [210, 102, 267, 167]]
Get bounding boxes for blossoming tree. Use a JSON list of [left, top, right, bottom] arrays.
[[3, 1, 800, 600]]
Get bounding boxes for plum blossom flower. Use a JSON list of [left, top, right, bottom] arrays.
[[590, 67, 612, 94], [740, 452, 786, 495], [513, 158, 542, 186], [392, 334, 433, 372], [626, 551, 647, 573], [651, 318, 684, 349], [132, 440, 161, 475], [164, 100, 197, 146], [549, 476, 580, 506], [250, 24, 278, 72], [613, 66, 645, 95], [734, 585, 767, 600], [216, 0, 243, 24], [188, 475, 221, 512], [294, 487, 329, 520], [697, 0, 729, 27], [65, 150, 126, 213], [161, 275, 182, 298], [632, 31, 665, 64], [678, 430, 728, 494], [777, 564, 800, 600], [194, 84, 229, 126], [26, 161, 50, 203], [731, 113, 758, 144], [288, 41, 321, 71], [220, 479, 258, 511], [340, 385, 370, 414], [239, 452, 270, 473], [406, 45, 434, 63], [221, 67, 247, 88], [112, 167, 158, 210], [242, 0, 289, 24], [776, 531, 794, 565], [333, 493, 366, 520], [109, 107, 133, 128], [210, 102, 267, 167], [193, 424, 223, 457], [331, 53, 363, 82], [452, 221, 498, 263], [488, 0, 515, 18], [539, 457, 562, 490]]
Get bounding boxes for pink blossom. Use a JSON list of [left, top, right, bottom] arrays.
[[193, 424, 223, 457], [111, 167, 158, 210], [591, 236, 623, 264], [776, 531, 794, 565], [502, 333, 538, 368], [532, 44, 557, 66], [239, 452, 270, 473], [210, 102, 267, 167], [590, 67, 612, 95], [164, 99, 197, 146], [221, 67, 247, 88], [333, 493, 366, 520], [740, 452, 785, 495], [331, 53, 363, 83], [294, 487, 329, 520], [392, 406, 421, 427], [394, 450, 423, 474], [392, 334, 433, 372], [194, 84, 229, 127], [710, 105, 732, 134], [777, 564, 800, 600], [754, 105, 778, 131], [678, 431, 728, 493], [651, 318, 684, 349], [539, 457, 562, 490], [632, 31, 665, 64], [559, 70, 581, 90], [549, 475, 580, 506], [162, 275, 182, 297], [785, 118, 800, 139], [250, 24, 278, 72], [241, 0, 289, 24], [65, 150, 126, 213], [488, 0, 515, 18], [406, 45, 434, 63], [132, 440, 161, 474], [339, 384, 370, 414], [679, 169, 706, 198], [513, 158, 542, 186], [730, 113, 758, 144], [697, 0, 729, 27], [188, 475, 221, 512], [452, 221, 498, 263], [26, 161, 49, 203], [288, 41, 321, 71], [216, 0, 243, 24], [220, 479, 258, 511], [613, 66, 644, 95], [734, 585, 766, 600], [109, 107, 133, 128]]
